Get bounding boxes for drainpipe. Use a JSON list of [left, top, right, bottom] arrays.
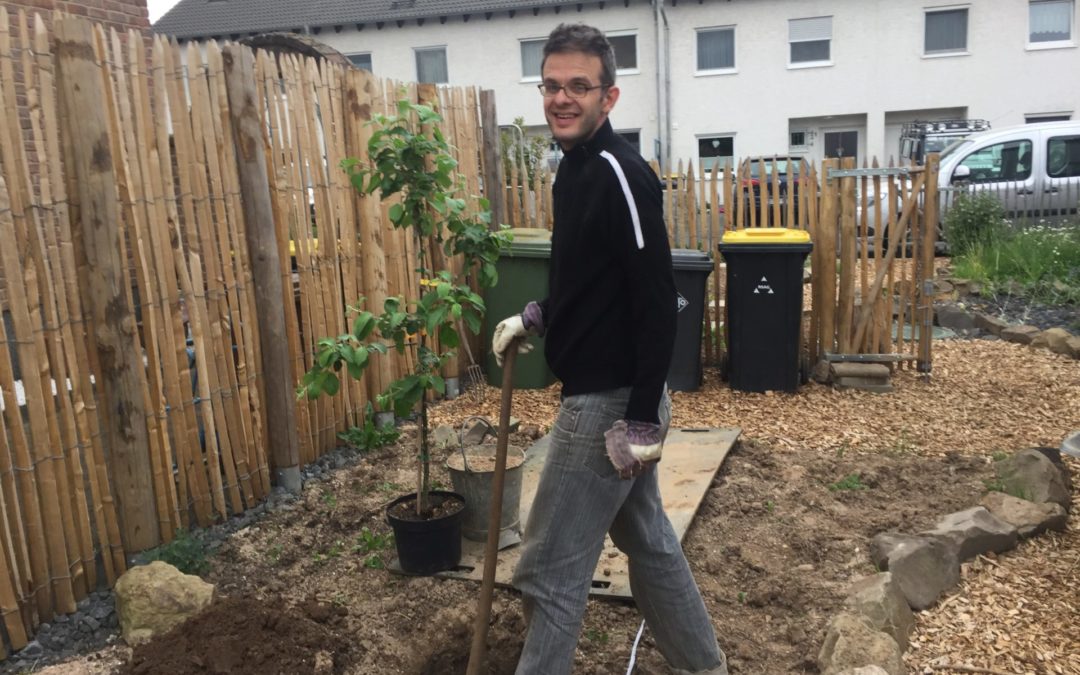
[[653, 0, 664, 164], [653, 0, 672, 170]]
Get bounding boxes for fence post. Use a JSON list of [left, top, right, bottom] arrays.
[[816, 159, 840, 358], [918, 153, 940, 374], [479, 90, 507, 230], [221, 44, 301, 493], [837, 157, 857, 353], [54, 17, 159, 551]]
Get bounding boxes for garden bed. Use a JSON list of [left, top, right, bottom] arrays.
[[8, 337, 1080, 675]]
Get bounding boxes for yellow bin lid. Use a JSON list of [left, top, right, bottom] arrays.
[[721, 228, 810, 245]]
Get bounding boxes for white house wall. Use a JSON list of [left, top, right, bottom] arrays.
[[309, 0, 1079, 167], [319, 2, 663, 155]]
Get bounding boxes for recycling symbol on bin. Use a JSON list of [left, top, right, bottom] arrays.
[[676, 292, 689, 312], [753, 276, 775, 295]]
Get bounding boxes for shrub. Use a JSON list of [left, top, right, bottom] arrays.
[[944, 191, 1008, 256], [142, 529, 210, 576]]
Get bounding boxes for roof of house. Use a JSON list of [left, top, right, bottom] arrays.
[[153, 0, 600, 39]]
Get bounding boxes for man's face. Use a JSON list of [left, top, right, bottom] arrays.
[[542, 51, 619, 151]]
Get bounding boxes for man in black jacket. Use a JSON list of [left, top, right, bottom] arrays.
[[492, 23, 727, 675]]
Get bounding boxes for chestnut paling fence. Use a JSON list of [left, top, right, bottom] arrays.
[[503, 154, 941, 374], [0, 11, 494, 653]]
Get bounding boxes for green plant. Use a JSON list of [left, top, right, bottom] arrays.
[[828, 473, 867, 492], [314, 540, 347, 565], [320, 489, 338, 509], [354, 527, 394, 554], [944, 191, 1008, 256], [266, 543, 284, 566], [338, 402, 401, 451], [142, 529, 210, 576], [584, 629, 610, 645], [764, 499, 776, 513], [951, 223, 1080, 305], [991, 450, 1008, 462], [983, 475, 1030, 500], [363, 554, 386, 569], [737, 591, 747, 604], [297, 97, 510, 516]]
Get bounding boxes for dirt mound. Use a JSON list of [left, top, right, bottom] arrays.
[[120, 596, 352, 675]]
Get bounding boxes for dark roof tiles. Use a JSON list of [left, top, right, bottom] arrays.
[[154, 0, 595, 39]]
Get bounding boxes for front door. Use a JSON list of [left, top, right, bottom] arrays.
[[824, 130, 859, 165]]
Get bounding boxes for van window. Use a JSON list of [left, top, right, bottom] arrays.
[[956, 139, 1033, 183], [1047, 135, 1080, 177]]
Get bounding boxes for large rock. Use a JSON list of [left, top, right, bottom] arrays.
[[114, 561, 215, 646], [980, 492, 1068, 538], [818, 613, 904, 675], [1066, 336, 1080, 359], [934, 303, 976, 331], [996, 449, 1071, 511], [1032, 327, 1075, 357], [1000, 324, 1041, 345], [921, 506, 1018, 561], [973, 312, 1009, 336], [870, 533, 959, 610], [843, 572, 915, 650]]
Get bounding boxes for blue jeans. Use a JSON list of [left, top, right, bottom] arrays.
[[513, 387, 726, 675]]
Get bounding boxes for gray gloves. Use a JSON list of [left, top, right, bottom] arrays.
[[605, 420, 663, 479]]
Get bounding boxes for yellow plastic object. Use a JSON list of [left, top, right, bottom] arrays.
[[288, 238, 319, 257], [721, 228, 810, 245]]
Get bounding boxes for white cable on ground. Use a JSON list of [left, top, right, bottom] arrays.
[[626, 619, 647, 675]]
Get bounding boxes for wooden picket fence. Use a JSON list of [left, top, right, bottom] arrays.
[[0, 10, 493, 653], [504, 154, 940, 374]]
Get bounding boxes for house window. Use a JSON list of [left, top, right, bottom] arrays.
[[1030, 0, 1073, 43], [415, 46, 448, 84], [789, 16, 832, 65], [790, 131, 808, 148], [698, 135, 734, 171], [1047, 135, 1080, 177], [607, 33, 638, 71], [696, 27, 735, 72], [347, 53, 373, 72], [1027, 112, 1072, 122], [925, 8, 968, 54], [521, 38, 545, 79], [617, 130, 640, 153]]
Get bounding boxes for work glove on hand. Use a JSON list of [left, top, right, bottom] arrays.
[[605, 420, 663, 479], [492, 315, 534, 367]]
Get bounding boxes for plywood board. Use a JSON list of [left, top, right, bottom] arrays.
[[395, 427, 741, 599]]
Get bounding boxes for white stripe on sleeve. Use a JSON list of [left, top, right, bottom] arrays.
[[599, 150, 645, 249]]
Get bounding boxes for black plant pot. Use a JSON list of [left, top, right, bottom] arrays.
[[386, 490, 465, 575]]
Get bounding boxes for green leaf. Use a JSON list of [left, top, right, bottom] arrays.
[[438, 324, 459, 348], [388, 203, 405, 225], [353, 312, 376, 340], [322, 372, 341, 396], [429, 375, 446, 395], [317, 348, 337, 368], [463, 311, 482, 335]]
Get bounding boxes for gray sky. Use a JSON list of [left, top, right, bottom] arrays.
[[147, 0, 180, 23]]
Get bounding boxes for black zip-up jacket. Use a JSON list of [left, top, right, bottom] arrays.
[[537, 120, 676, 424]]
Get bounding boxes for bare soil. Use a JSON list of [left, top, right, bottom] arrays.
[[112, 429, 998, 674]]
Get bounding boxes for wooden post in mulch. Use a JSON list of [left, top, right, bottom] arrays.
[[222, 43, 301, 493], [918, 153, 940, 374], [816, 159, 840, 358], [54, 16, 160, 552]]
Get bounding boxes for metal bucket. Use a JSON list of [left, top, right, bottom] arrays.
[[446, 445, 525, 545]]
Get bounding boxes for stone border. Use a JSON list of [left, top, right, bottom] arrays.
[[816, 445, 1073, 675]]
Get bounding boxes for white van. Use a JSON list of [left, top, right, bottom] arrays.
[[939, 121, 1080, 223]]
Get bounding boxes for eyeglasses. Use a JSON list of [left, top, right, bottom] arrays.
[[537, 82, 608, 99]]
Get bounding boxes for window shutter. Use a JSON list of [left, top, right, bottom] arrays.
[[789, 16, 832, 42]]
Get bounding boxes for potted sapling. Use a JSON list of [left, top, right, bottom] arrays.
[[298, 97, 508, 574]]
